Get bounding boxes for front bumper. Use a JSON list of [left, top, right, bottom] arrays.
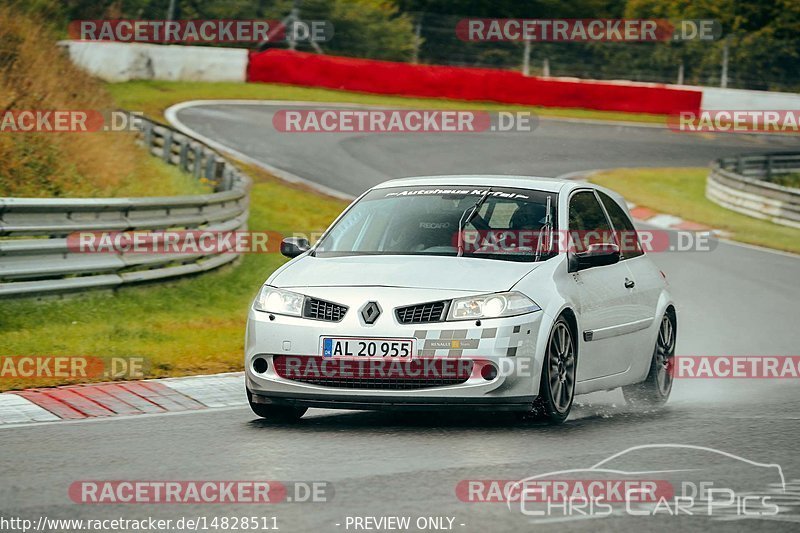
[[245, 287, 546, 410], [249, 390, 537, 412]]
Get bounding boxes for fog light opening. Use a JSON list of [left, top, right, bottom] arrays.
[[480, 363, 498, 381], [253, 357, 269, 374]]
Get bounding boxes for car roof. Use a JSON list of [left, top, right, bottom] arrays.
[[373, 175, 578, 194], [371, 175, 627, 208]]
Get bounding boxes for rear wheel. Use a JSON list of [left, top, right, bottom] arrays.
[[247, 389, 307, 422], [522, 316, 576, 424], [623, 311, 676, 407]]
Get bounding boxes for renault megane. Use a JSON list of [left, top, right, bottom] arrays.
[[245, 176, 676, 424]]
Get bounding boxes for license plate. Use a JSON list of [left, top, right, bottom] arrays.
[[321, 337, 415, 359]]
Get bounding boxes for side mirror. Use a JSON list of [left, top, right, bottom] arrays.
[[280, 237, 310, 258], [570, 242, 620, 271]]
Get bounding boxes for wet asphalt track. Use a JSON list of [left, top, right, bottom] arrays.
[[2, 103, 800, 532]]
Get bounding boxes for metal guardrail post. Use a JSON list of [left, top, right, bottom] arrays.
[[193, 146, 203, 179], [162, 130, 174, 162], [213, 161, 226, 192], [179, 139, 190, 171], [221, 168, 234, 191], [205, 154, 217, 182], [142, 121, 153, 148]]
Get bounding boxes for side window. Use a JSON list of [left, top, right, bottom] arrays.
[[568, 191, 613, 253], [598, 192, 644, 258]]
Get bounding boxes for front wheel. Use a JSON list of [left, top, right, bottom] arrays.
[[247, 389, 307, 422], [623, 311, 676, 407], [523, 316, 576, 425]]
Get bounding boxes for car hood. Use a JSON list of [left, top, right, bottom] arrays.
[[270, 254, 539, 292]]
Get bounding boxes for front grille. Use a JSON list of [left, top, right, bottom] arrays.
[[273, 355, 473, 390], [303, 298, 348, 322], [395, 301, 448, 324]]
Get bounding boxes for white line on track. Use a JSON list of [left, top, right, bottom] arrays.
[[0, 404, 248, 430], [165, 100, 356, 200]]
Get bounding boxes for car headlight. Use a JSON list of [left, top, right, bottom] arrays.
[[253, 286, 305, 317], [447, 291, 541, 321]]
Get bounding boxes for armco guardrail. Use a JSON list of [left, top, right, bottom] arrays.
[[0, 116, 251, 298], [706, 153, 800, 229]]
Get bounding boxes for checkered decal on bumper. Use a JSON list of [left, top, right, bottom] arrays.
[[414, 323, 535, 357]]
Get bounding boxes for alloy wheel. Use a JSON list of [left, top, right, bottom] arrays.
[[654, 314, 675, 396], [548, 321, 575, 413]]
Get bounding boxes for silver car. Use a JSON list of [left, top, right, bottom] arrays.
[[245, 176, 676, 424]]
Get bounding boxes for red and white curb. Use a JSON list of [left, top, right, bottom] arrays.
[[626, 203, 725, 235], [0, 372, 245, 426]]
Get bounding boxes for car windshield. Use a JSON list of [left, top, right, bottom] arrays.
[[314, 185, 558, 262]]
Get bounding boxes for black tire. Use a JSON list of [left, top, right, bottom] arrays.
[[622, 311, 676, 407], [523, 316, 576, 425], [247, 389, 307, 422]]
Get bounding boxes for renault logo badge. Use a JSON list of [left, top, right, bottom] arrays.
[[360, 301, 381, 324]]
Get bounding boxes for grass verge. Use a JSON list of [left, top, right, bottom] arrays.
[[108, 80, 668, 125], [590, 167, 800, 254], [0, 165, 348, 392], [0, 7, 206, 198]]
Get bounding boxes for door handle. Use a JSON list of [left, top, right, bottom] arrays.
[[624, 278, 635, 289]]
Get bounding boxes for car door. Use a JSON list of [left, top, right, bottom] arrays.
[[567, 190, 640, 381], [597, 191, 661, 348]]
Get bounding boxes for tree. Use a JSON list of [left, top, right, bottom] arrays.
[[625, 0, 800, 90]]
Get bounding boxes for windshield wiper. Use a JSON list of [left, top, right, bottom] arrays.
[[457, 188, 493, 257], [534, 195, 554, 262]]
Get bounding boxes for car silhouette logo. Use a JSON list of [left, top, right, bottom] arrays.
[[360, 301, 381, 324]]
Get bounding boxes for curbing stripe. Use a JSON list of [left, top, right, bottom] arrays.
[[15, 390, 88, 420], [1, 375, 221, 426], [123, 381, 205, 412], [38, 388, 116, 417], [72, 384, 144, 416], [0, 393, 60, 424], [629, 206, 659, 220], [644, 214, 686, 229], [672, 220, 712, 231], [100, 383, 167, 414], [160, 372, 245, 408]]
